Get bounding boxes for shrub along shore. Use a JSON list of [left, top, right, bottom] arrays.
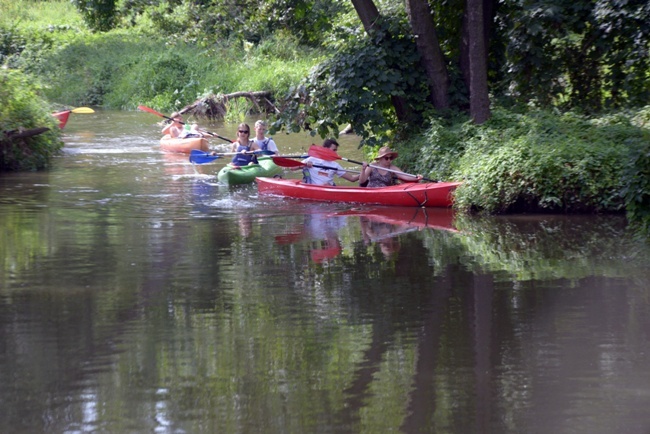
[[1, 0, 648, 232]]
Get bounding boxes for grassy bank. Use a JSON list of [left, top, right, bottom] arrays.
[[1, 0, 322, 116]]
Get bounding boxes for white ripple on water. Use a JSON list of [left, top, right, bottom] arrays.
[[171, 173, 215, 181], [205, 196, 259, 209], [62, 147, 155, 154]]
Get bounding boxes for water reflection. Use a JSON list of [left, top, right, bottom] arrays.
[[271, 206, 458, 264], [453, 213, 643, 280]]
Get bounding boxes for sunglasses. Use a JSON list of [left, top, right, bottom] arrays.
[[382, 156, 395, 161], [239, 130, 250, 134]]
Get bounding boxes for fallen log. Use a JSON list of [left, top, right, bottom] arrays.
[[181, 91, 278, 120], [2, 127, 50, 140]]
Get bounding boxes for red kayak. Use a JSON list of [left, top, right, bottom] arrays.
[[256, 177, 461, 207], [334, 206, 458, 231]]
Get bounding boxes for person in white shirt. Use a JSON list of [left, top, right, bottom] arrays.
[[253, 120, 279, 154], [300, 139, 361, 185]]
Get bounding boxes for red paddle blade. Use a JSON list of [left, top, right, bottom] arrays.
[[137, 105, 166, 118], [272, 157, 306, 168], [307, 145, 340, 161], [274, 232, 305, 244]]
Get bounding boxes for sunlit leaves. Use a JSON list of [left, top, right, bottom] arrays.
[[272, 15, 431, 147]]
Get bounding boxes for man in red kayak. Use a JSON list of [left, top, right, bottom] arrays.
[[300, 139, 362, 185]]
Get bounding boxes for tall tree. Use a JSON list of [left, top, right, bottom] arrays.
[[404, 0, 450, 110], [466, 0, 491, 123]]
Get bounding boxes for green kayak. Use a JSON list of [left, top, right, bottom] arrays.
[[217, 156, 282, 185]]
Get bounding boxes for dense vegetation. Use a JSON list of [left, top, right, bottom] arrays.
[[0, 0, 649, 233], [0, 69, 63, 171]]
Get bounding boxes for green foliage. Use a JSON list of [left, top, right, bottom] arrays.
[[498, 0, 650, 111], [620, 108, 650, 234], [72, 0, 118, 32], [0, 69, 63, 171], [29, 32, 140, 106], [7, 27, 316, 112], [120, 0, 350, 48], [0, 26, 26, 67], [405, 108, 647, 214], [0, 0, 83, 30], [271, 15, 432, 147], [398, 113, 471, 179], [108, 45, 213, 109], [1, 23, 84, 71]]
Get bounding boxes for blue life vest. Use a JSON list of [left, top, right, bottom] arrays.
[[259, 138, 271, 151], [231, 144, 257, 166]]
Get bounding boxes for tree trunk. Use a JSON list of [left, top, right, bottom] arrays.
[[350, 0, 411, 122], [2, 127, 50, 141], [461, 0, 495, 107], [404, 0, 450, 110], [350, 0, 380, 30], [466, 0, 491, 123]]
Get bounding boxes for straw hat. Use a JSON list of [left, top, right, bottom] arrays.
[[375, 146, 398, 160]]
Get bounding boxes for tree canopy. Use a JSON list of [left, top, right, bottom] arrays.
[[69, 0, 650, 142]]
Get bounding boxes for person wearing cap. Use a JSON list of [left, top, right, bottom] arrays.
[[300, 138, 361, 185], [253, 120, 279, 154], [358, 146, 422, 187], [161, 112, 184, 138], [161, 112, 204, 139]]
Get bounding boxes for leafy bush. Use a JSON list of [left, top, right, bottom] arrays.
[[406, 108, 647, 215], [621, 109, 650, 233], [0, 26, 27, 67], [0, 69, 63, 171], [272, 15, 431, 146]]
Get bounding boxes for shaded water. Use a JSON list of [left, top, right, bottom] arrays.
[[1, 110, 649, 433]]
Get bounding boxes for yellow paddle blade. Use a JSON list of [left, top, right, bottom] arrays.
[[71, 107, 95, 114]]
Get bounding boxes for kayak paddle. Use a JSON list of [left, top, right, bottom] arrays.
[[272, 156, 360, 173], [138, 105, 233, 142], [190, 149, 275, 164], [52, 107, 95, 129], [307, 145, 436, 182]]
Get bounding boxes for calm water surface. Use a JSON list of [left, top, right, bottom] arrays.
[[1, 110, 649, 433]]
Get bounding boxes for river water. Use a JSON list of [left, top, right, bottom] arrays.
[[1, 110, 649, 433]]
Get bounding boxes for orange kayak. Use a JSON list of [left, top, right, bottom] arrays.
[[160, 136, 209, 154]]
